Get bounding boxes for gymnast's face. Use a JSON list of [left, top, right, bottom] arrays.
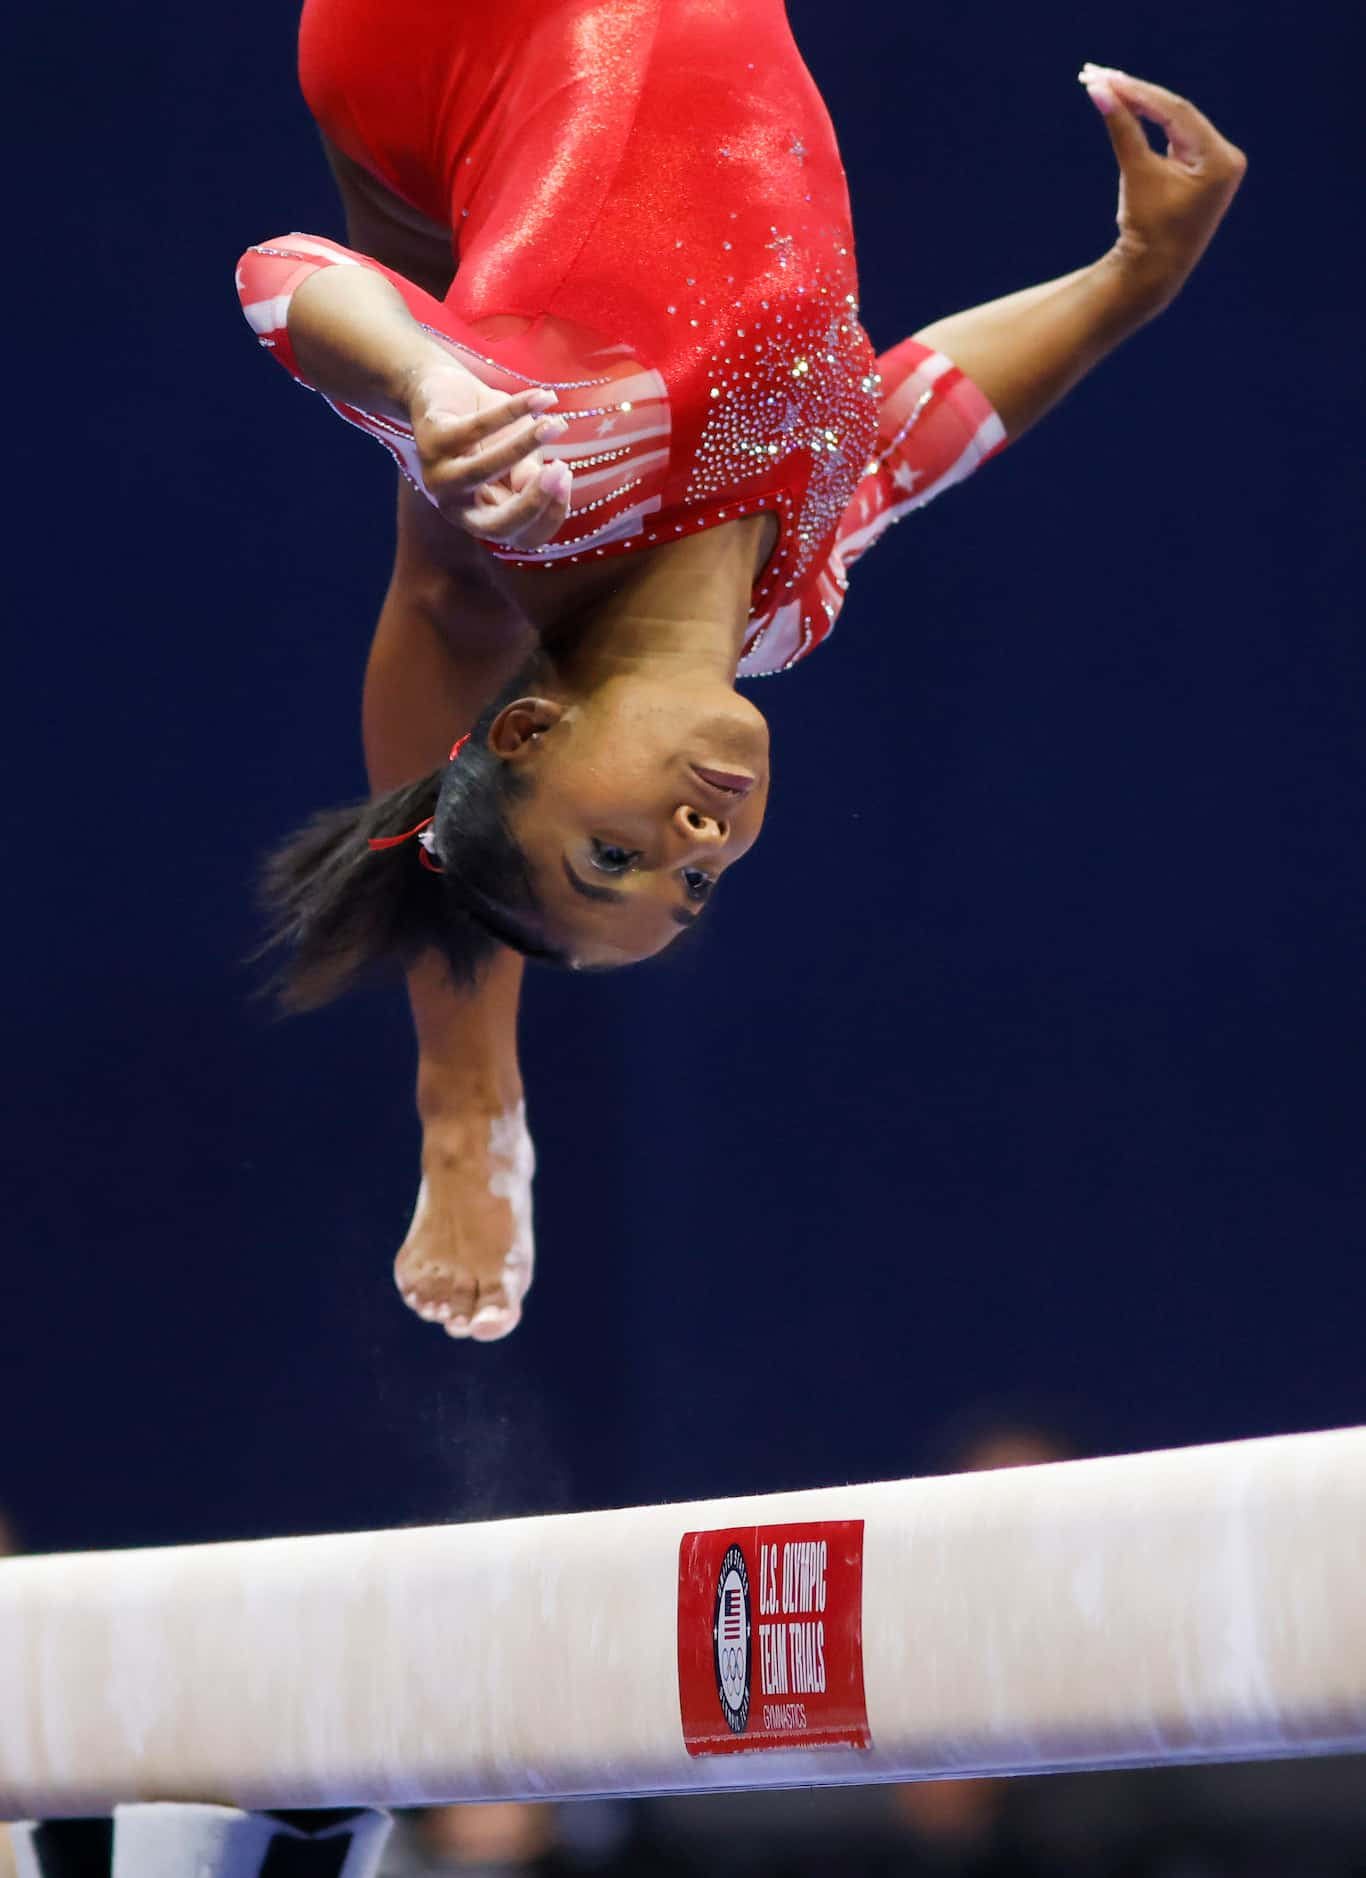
[[490, 678, 771, 966]]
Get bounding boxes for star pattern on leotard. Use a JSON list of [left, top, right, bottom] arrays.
[[766, 229, 795, 269], [684, 283, 879, 584]]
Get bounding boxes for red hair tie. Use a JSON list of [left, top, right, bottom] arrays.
[[366, 732, 473, 872]]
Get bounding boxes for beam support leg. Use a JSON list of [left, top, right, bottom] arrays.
[[10, 1806, 392, 1878]]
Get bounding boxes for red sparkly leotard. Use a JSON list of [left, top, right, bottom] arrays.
[[237, 0, 1006, 676]]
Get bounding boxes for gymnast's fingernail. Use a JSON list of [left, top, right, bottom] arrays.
[[527, 389, 558, 412], [540, 462, 570, 495], [535, 415, 568, 440], [1085, 80, 1118, 115]]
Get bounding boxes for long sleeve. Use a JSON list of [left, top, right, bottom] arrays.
[[235, 234, 452, 383], [233, 233, 679, 563], [833, 337, 1008, 579], [234, 234, 457, 491]]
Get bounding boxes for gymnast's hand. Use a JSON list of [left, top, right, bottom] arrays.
[[405, 364, 574, 549], [1079, 65, 1248, 313]]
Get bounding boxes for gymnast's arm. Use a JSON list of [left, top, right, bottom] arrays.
[[284, 262, 455, 420], [237, 233, 571, 546], [910, 68, 1247, 444]]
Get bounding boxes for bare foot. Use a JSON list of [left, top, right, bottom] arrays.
[[394, 1100, 535, 1342]]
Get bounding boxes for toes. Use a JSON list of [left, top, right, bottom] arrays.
[[397, 1279, 443, 1320], [467, 1281, 521, 1342], [442, 1278, 478, 1336], [397, 1268, 478, 1334], [469, 1301, 521, 1342], [404, 1292, 447, 1327]]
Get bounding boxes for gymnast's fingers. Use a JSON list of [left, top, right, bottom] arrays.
[[457, 460, 572, 546], [504, 452, 574, 549], [447, 412, 569, 494], [412, 382, 561, 490], [1089, 67, 1240, 173], [413, 378, 557, 435], [462, 385, 560, 438]]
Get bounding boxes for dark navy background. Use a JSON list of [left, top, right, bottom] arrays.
[[6, 1, 1361, 1553]]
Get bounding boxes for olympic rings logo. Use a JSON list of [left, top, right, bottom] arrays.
[[712, 1545, 752, 1734]]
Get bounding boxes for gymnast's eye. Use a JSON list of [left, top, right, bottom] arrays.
[[682, 867, 714, 904], [590, 839, 641, 874]]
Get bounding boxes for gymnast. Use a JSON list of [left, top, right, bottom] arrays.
[[236, 1, 1246, 1343]]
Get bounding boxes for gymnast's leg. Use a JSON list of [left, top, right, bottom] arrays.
[[362, 494, 536, 1342]]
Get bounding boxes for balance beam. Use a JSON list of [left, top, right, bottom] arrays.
[[2, 1426, 1363, 1819]]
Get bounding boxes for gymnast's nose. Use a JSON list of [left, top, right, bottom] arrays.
[[674, 804, 727, 847]]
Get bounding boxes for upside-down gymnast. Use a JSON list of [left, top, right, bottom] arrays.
[[236, 1, 1245, 1342]]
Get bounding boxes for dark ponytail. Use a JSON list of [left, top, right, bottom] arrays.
[[258, 657, 570, 1011]]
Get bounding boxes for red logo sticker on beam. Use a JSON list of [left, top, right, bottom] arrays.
[[678, 1520, 871, 1756]]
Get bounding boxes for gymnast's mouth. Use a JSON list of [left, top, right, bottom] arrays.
[[691, 764, 756, 800]]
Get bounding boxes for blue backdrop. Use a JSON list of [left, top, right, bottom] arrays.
[[6, 0, 1361, 1552]]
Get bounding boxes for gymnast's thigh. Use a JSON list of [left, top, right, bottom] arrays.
[[320, 135, 456, 302]]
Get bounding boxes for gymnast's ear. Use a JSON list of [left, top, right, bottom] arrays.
[[488, 697, 565, 762]]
